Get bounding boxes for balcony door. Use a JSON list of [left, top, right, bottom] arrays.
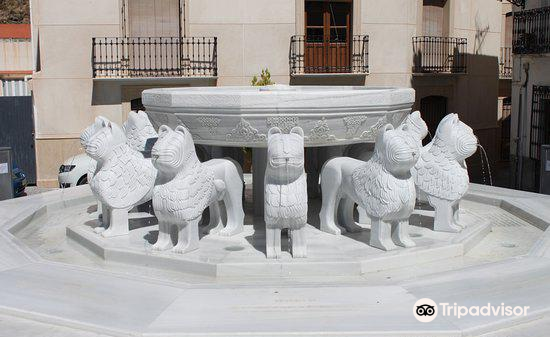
[[304, 0, 352, 73], [128, 0, 181, 38], [124, 0, 182, 77]]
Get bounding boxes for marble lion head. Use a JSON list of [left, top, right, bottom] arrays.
[[401, 110, 429, 142], [80, 116, 111, 148], [266, 126, 305, 184], [82, 118, 126, 162], [435, 113, 478, 162], [151, 125, 196, 174], [376, 123, 420, 176]]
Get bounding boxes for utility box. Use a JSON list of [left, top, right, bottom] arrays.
[[0, 147, 13, 201], [540, 145, 550, 195]]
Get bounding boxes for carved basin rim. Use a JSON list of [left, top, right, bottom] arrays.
[[142, 85, 416, 147], [142, 85, 415, 113]]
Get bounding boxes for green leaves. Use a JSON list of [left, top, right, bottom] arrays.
[[251, 68, 274, 86]]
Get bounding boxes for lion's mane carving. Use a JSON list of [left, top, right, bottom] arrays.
[[123, 110, 158, 152], [402, 110, 429, 143], [352, 125, 418, 221]]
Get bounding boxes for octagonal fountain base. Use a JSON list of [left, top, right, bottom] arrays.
[[66, 210, 490, 278], [2, 184, 550, 336]]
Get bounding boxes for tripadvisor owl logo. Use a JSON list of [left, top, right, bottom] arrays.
[[413, 298, 530, 322], [413, 298, 438, 323]]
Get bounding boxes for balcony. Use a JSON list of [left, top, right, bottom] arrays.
[[500, 46, 513, 79], [513, 6, 550, 54], [412, 36, 467, 74], [289, 35, 369, 75], [92, 37, 217, 79]]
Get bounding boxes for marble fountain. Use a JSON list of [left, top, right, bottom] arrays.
[[1, 85, 550, 336]]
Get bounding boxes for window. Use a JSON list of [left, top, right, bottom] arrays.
[[304, 0, 353, 73], [305, 1, 351, 43]]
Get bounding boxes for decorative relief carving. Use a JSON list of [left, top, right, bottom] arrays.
[[174, 115, 204, 140], [174, 115, 189, 129], [386, 111, 408, 127], [343, 116, 368, 136], [360, 115, 387, 141], [266, 116, 299, 133], [226, 118, 266, 143], [307, 117, 336, 142], [197, 116, 221, 134]]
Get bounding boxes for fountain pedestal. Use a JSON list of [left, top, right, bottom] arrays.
[[252, 148, 267, 214], [143, 85, 415, 215]]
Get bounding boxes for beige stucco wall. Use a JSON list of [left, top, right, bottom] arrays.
[[187, 0, 296, 85], [361, 0, 419, 87], [31, 0, 123, 186], [31, 0, 506, 186]]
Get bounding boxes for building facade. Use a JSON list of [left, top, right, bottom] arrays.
[[31, 0, 506, 187], [510, 0, 550, 192]]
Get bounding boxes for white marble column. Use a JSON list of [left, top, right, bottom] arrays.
[[252, 148, 267, 216]]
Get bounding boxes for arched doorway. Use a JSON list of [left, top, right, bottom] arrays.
[[420, 95, 448, 143]]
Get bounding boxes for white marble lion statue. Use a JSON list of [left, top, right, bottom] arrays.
[[151, 125, 245, 254], [356, 111, 428, 224], [83, 118, 157, 237], [319, 123, 420, 251], [80, 116, 125, 227], [412, 113, 478, 232], [264, 127, 308, 259], [81, 113, 158, 228]]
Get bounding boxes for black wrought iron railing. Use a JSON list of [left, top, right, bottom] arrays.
[[513, 6, 550, 54], [289, 35, 369, 75], [500, 46, 513, 79], [412, 36, 467, 74], [92, 37, 217, 78]]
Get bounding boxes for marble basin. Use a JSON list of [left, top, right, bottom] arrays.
[[142, 85, 415, 147]]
